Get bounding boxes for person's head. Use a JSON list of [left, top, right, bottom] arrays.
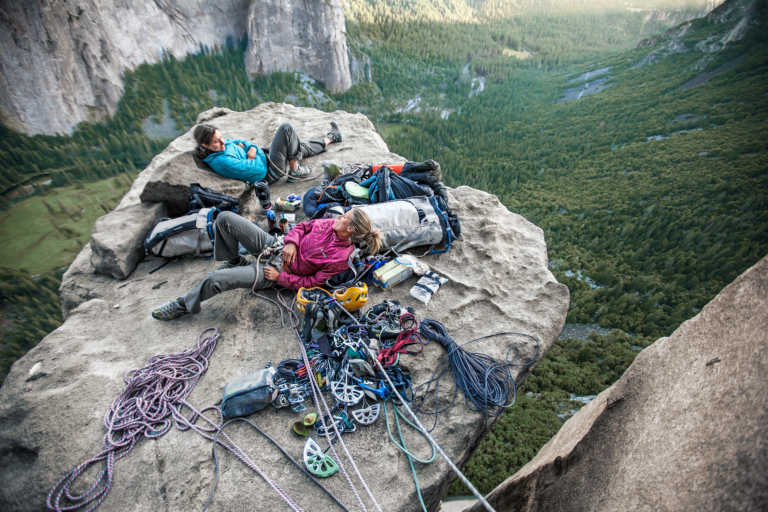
[[333, 209, 381, 255], [193, 124, 225, 159]]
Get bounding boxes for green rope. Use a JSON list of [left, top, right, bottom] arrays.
[[383, 401, 436, 512]]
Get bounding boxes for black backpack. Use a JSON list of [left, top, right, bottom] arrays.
[[188, 183, 239, 212]]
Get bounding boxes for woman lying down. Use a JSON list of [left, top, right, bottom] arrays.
[[150, 210, 381, 321]]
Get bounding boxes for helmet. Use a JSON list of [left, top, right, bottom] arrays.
[[297, 287, 331, 313], [332, 283, 368, 312], [297, 284, 368, 313]]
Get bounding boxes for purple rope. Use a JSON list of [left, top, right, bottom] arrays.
[[46, 327, 302, 512]]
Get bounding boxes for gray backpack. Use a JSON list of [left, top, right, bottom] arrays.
[[355, 196, 455, 255], [144, 208, 217, 258]]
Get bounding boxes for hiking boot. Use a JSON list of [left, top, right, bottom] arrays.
[[287, 165, 313, 183], [215, 255, 250, 270], [327, 121, 342, 143], [151, 298, 189, 321]]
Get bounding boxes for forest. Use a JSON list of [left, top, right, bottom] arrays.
[[1, 0, 766, 495]]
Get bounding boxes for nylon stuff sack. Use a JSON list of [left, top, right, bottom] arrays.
[[355, 196, 458, 255], [144, 208, 218, 258], [221, 367, 280, 418]]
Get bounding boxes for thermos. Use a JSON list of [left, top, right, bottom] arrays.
[[253, 180, 272, 213]]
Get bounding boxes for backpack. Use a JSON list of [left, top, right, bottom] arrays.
[[355, 196, 459, 255], [144, 208, 218, 258], [188, 183, 239, 211]]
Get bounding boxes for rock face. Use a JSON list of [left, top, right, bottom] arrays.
[[0, 104, 569, 512], [244, 0, 352, 93], [90, 202, 167, 279], [469, 255, 768, 512], [0, 0, 252, 135]]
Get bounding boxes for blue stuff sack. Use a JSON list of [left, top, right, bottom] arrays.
[[221, 367, 279, 418]]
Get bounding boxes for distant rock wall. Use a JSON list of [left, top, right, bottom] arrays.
[[349, 46, 373, 85], [244, 0, 352, 93], [468, 254, 768, 512], [0, 0, 251, 135]]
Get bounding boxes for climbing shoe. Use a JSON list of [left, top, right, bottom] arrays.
[[151, 298, 189, 321], [287, 165, 313, 183], [215, 255, 250, 270], [327, 121, 342, 143]]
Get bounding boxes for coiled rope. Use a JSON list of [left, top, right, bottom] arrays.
[[412, 319, 540, 431], [46, 328, 316, 512], [47, 328, 221, 512], [331, 306, 497, 512]]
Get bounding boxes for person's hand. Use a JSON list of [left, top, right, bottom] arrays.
[[263, 266, 280, 281], [247, 147, 257, 160], [283, 243, 297, 269]]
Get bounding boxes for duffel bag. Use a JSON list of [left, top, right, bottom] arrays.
[[144, 208, 218, 258], [355, 196, 459, 255]]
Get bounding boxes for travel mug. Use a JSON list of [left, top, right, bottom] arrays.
[[253, 180, 272, 212]]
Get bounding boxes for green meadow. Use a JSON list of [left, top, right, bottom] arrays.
[[0, 177, 132, 274]]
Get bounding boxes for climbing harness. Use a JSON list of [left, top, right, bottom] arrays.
[[377, 312, 423, 366]]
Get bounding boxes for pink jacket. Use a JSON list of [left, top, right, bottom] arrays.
[[277, 219, 355, 290]]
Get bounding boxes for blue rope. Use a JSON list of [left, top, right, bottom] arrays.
[[411, 319, 540, 432]]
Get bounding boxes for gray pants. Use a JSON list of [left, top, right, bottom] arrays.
[[181, 211, 278, 314], [266, 123, 326, 183]]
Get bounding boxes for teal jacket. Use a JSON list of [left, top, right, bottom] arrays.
[[203, 139, 267, 183]]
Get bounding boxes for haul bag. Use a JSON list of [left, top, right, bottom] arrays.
[[355, 196, 456, 254], [144, 208, 217, 258]]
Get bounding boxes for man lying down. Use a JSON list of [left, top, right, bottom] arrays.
[[150, 209, 381, 321], [192, 121, 343, 183]]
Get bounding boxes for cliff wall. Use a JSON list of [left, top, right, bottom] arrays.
[[468, 254, 768, 512], [0, 0, 251, 135], [0, 0, 353, 135], [244, 0, 352, 93]]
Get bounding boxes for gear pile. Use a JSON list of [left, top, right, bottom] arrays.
[[269, 298, 423, 478]]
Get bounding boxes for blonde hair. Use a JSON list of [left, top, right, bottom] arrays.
[[349, 209, 381, 255]]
